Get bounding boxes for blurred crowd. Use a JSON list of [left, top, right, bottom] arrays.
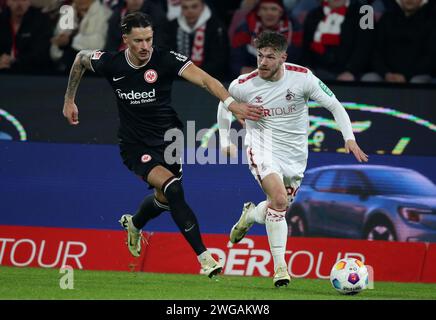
[[1, 0, 436, 83]]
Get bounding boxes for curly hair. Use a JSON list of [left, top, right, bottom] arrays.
[[254, 31, 287, 52]]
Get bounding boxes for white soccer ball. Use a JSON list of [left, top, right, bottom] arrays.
[[330, 258, 368, 295]]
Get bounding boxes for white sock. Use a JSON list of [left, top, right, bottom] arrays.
[[248, 201, 268, 224], [265, 207, 287, 271]]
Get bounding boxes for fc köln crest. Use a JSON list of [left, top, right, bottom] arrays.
[[144, 69, 158, 83], [286, 89, 295, 101]]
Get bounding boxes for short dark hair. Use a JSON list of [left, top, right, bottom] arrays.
[[254, 31, 288, 52], [121, 12, 153, 35]]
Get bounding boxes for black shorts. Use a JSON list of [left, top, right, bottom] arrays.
[[119, 142, 182, 189]]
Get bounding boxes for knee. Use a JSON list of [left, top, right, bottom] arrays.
[[155, 189, 168, 204], [162, 177, 184, 201], [270, 193, 288, 211]]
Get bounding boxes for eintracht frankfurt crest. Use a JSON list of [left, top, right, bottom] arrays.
[[144, 69, 158, 83]]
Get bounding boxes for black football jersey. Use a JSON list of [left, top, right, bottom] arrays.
[[90, 47, 192, 146]]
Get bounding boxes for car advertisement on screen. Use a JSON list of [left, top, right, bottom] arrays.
[[286, 164, 436, 243]]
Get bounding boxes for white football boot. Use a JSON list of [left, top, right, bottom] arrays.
[[119, 214, 143, 257], [199, 252, 223, 278], [229, 202, 255, 244], [273, 266, 291, 287]]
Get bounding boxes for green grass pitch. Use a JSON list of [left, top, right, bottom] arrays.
[[1, 266, 436, 300]]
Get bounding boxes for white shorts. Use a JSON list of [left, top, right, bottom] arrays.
[[246, 146, 307, 200]]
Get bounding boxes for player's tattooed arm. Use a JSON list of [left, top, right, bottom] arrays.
[[64, 50, 93, 101], [63, 50, 93, 125]]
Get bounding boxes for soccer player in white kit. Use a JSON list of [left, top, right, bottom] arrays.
[[218, 31, 368, 287]]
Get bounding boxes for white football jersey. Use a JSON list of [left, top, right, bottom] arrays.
[[219, 63, 355, 161]]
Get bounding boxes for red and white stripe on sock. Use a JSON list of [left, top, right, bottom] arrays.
[[266, 207, 286, 222]]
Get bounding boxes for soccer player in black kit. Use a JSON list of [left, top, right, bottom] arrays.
[[62, 12, 262, 277]]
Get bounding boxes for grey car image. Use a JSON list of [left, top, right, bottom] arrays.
[[286, 165, 436, 242]]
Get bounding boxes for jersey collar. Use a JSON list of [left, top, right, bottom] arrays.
[[124, 48, 153, 69]]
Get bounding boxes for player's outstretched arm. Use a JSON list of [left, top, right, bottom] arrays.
[[325, 101, 368, 163], [63, 50, 94, 125], [324, 102, 368, 163], [306, 72, 368, 163], [180, 63, 262, 121], [345, 139, 368, 163]]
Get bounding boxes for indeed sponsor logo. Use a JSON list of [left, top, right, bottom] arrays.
[[116, 89, 156, 100]]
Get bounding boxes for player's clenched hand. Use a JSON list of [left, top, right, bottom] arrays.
[[220, 143, 237, 158], [229, 102, 263, 121], [63, 101, 79, 125], [345, 140, 368, 163]]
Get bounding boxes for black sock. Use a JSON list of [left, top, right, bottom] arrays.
[[163, 178, 207, 255], [132, 194, 168, 229]]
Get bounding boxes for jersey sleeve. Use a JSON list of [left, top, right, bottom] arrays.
[[304, 71, 355, 141], [228, 79, 244, 102], [166, 50, 193, 77], [217, 79, 240, 148], [217, 79, 243, 148], [217, 101, 234, 148], [89, 50, 112, 76]]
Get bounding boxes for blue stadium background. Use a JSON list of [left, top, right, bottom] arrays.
[[1, 76, 435, 236]]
